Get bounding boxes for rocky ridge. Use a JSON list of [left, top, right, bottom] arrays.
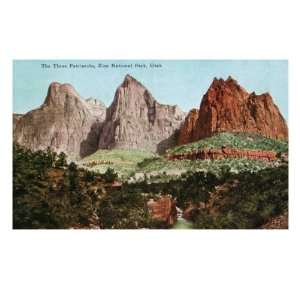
[[98, 74, 186, 153], [14, 75, 288, 159], [147, 195, 177, 226], [13, 113, 23, 131], [166, 147, 278, 161], [178, 76, 288, 145], [13, 82, 106, 159]]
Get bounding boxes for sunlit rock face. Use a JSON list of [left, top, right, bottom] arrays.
[[178, 76, 288, 145], [13, 113, 23, 132], [147, 195, 177, 226], [177, 108, 199, 145], [13, 82, 106, 159], [98, 74, 186, 153]]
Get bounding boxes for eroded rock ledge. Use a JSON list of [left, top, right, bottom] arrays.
[[166, 147, 281, 161]]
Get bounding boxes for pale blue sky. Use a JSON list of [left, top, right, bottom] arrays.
[[13, 60, 288, 120]]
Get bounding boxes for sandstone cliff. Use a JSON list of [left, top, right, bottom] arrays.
[[147, 195, 177, 226], [177, 108, 199, 145], [13, 82, 106, 159], [166, 147, 278, 162], [99, 74, 186, 153], [178, 76, 288, 145]]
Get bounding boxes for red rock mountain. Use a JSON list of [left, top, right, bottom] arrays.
[[177, 109, 199, 145], [14, 75, 287, 158], [99, 74, 186, 152], [178, 76, 288, 145], [13, 82, 106, 159]]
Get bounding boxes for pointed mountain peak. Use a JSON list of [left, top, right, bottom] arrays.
[[226, 75, 238, 84], [110, 74, 154, 113], [48, 82, 80, 96], [210, 76, 239, 88], [207, 76, 249, 100], [211, 77, 224, 86], [124, 73, 135, 81], [121, 74, 144, 88], [45, 82, 82, 105]]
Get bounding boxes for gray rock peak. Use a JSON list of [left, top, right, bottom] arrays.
[[14, 76, 185, 157], [44, 82, 82, 106], [99, 74, 186, 153], [14, 82, 106, 159], [107, 74, 156, 121], [122, 74, 140, 86]]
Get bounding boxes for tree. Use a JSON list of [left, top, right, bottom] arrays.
[[55, 152, 67, 168], [13, 144, 101, 229], [68, 162, 79, 191], [83, 169, 96, 182], [46, 146, 57, 167], [102, 167, 118, 183]]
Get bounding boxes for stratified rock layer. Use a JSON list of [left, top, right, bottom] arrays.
[[166, 147, 278, 161], [99, 74, 186, 153], [147, 195, 177, 226], [178, 76, 288, 145], [13, 82, 106, 159]]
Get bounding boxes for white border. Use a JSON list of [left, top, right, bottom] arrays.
[[0, 1, 299, 299]]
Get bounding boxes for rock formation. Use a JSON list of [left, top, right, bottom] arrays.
[[177, 108, 199, 145], [13, 82, 106, 159], [15, 75, 286, 158], [166, 147, 278, 162], [147, 195, 177, 226], [85, 97, 106, 119], [98, 74, 186, 153], [178, 76, 288, 145], [13, 75, 185, 158], [13, 113, 23, 132], [260, 211, 288, 229]]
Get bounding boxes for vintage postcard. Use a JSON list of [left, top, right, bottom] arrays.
[[13, 60, 288, 229]]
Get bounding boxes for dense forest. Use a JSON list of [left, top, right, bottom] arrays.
[[13, 143, 288, 229], [130, 166, 288, 229]]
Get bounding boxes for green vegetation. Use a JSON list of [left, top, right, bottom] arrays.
[[80, 149, 155, 178], [13, 144, 153, 229], [13, 142, 288, 230], [102, 167, 118, 183], [168, 132, 288, 155], [136, 156, 280, 181], [79, 133, 288, 183], [97, 188, 151, 229], [130, 171, 220, 209], [131, 132, 288, 182], [192, 166, 288, 229], [13, 144, 105, 229], [132, 165, 288, 229]]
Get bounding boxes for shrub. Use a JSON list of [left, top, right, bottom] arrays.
[[102, 167, 118, 183]]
